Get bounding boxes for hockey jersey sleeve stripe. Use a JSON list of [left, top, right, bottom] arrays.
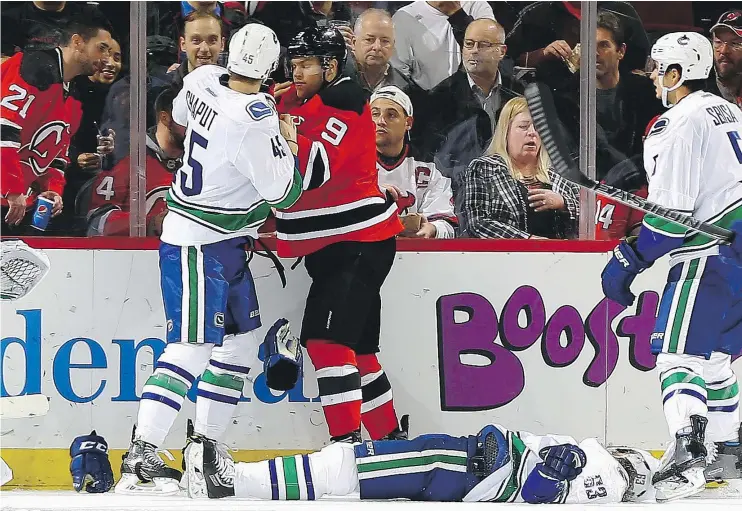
[[0, 122, 21, 147], [267, 167, 303, 210], [303, 141, 330, 191]]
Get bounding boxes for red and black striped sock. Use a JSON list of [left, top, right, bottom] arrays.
[[305, 339, 362, 438], [357, 353, 398, 440]]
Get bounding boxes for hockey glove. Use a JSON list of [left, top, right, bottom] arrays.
[[719, 220, 742, 267], [69, 430, 113, 493], [263, 318, 303, 391], [522, 444, 587, 504], [601, 238, 652, 307]]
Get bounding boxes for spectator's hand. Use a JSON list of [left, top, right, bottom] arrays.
[[167, 63, 181, 73], [543, 40, 572, 61], [97, 129, 115, 155], [382, 184, 402, 201], [528, 189, 566, 212], [4, 192, 28, 226], [429, 1, 462, 16], [39, 191, 63, 217], [273, 81, 293, 100], [77, 153, 102, 170], [147, 204, 167, 237], [336, 25, 355, 50], [415, 216, 437, 238]]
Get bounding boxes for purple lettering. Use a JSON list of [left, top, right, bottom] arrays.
[[584, 298, 625, 387], [437, 293, 524, 410], [542, 305, 585, 367], [500, 286, 546, 351], [617, 291, 659, 371]]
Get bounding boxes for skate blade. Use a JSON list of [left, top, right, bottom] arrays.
[[185, 441, 207, 499], [114, 473, 182, 495], [655, 469, 706, 503]]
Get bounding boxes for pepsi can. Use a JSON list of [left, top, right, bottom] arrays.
[[31, 196, 54, 231]]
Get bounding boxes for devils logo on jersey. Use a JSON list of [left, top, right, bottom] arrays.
[[20, 120, 71, 176]]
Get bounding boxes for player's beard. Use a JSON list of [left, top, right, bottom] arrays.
[[715, 57, 742, 81]]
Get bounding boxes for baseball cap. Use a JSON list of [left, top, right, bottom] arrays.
[[370, 86, 413, 117], [711, 10, 742, 37]]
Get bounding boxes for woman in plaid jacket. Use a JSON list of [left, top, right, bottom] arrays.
[[460, 97, 579, 239]]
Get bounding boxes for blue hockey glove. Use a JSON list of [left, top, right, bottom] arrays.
[[522, 444, 587, 504], [263, 318, 303, 391], [601, 238, 652, 306], [69, 430, 113, 493], [719, 220, 742, 267]]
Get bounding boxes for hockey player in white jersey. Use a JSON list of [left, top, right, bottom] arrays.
[[115, 24, 303, 494], [601, 32, 742, 501], [183, 422, 659, 504], [370, 86, 457, 238]]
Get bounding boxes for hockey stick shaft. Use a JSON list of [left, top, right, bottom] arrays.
[[524, 82, 734, 244]]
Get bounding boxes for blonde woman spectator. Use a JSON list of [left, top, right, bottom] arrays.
[[461, 97, 579, 239]]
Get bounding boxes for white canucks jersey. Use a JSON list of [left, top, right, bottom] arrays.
[[642, 90, 742, 265], [162, 65, 301, 246], [376, 148, 457, 238], [463, 426, 657, 504]]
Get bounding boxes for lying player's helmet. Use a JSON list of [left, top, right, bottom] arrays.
[[227, 23, 281, 81], [650, 32, 713, 107], [286, 26, 347, 78], [606, 447, 658, 502]]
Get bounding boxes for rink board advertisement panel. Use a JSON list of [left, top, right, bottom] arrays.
[[2, 243, 741, 488]]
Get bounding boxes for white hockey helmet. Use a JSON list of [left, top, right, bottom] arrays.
[[227, 23, 281, 81], [606, 447, 659, 502], [650, 32, 713, 107]]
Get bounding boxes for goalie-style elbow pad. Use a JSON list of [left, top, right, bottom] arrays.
[[263, 318, 303, 391]]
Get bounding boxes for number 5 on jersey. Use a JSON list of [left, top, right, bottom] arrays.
[[180, 131, 208, 196]]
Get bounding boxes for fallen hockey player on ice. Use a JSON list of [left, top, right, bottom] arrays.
[[183, 423, 661, 504]]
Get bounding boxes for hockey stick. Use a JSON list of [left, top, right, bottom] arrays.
[[523, 82, 734, 244], [0, 394, 50, 418]]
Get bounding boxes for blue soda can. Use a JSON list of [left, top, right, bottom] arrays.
[[31, 196, 54, 230]]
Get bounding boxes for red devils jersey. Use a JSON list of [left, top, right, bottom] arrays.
[[0, 49, 82, 207], [594, 185, 648, 240], [275, 78, 402, 257], [87, 133, 179, 236]]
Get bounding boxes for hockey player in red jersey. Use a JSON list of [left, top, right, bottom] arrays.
[[87, 88, 183, 237], [1, 16, 113, 234], [274, 27, 406, 443]]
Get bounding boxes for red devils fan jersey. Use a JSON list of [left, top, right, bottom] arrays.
[[87, 132, 179, 236], [0, 49, 82, 207], [275, 77, 402, 257], [594, 185, 648, 240]]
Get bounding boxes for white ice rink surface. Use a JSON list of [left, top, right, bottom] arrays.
[[2, 491, 742, 511]]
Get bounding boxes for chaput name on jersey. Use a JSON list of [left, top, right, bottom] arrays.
[[185, 89, 218, 130], [706, 104, 739, 126]]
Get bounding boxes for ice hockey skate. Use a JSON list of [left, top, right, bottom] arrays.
[[115, 429, 182, 495], [653, 415, 709, 502], [183, 433, 235, 499]]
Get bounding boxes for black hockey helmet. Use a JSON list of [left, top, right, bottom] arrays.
[[286, 26, 347, 79]]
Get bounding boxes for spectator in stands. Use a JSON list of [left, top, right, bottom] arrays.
[[87, 89, 184, 237], [418, 19, 520, 195], [460, 97, 579, 239], [391, 1, 495, 90], [52, 37, 123, 235], [708, 10, 742, 108], [345, 8, 416, 97], [372, 86, 457, 239], [594, 10, 663, 180], [169, 11, 225, 89], [1, 1, 95, 57]]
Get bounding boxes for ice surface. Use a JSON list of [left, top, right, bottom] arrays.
[[1, 491, 741, 510]]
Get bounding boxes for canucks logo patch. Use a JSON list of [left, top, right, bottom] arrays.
[[647, 117, 669, 138], [246, 100, 273, 120]]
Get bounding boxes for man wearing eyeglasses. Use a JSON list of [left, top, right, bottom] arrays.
[[708, 10, 742, 108], [417, 19, 521, 191]]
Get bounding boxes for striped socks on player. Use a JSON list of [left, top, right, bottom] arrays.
[[357, 354, 399, 440], [267, 455, 316, 500], [306, 340, 362, 439], [657, 353, 708, 438], [195, 359, 248, 440]]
